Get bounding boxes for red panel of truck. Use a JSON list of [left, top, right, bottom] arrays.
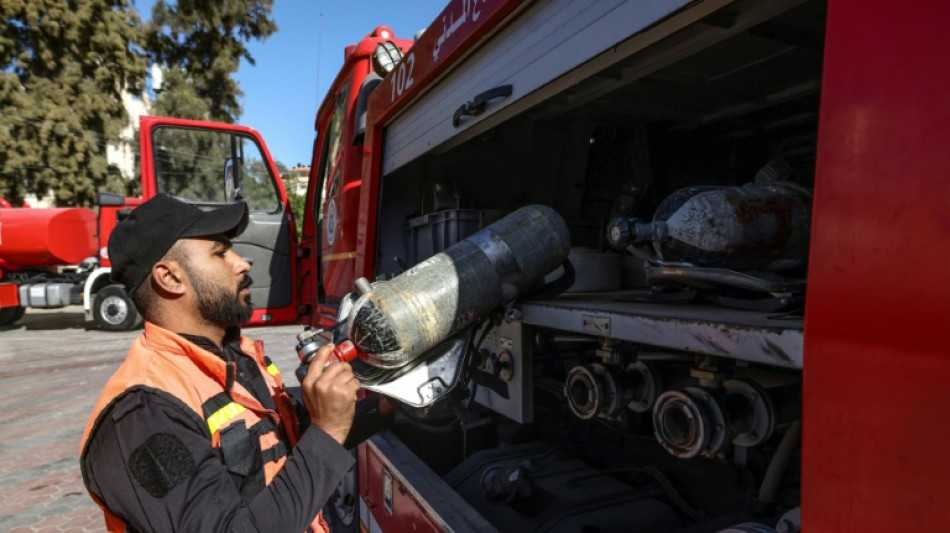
[[0, 282, 17, 308], [98, 198, 143, 268], [137, 115, 300, 327], [802, 0, 950, 529], [360, 445, 442, 533], [369, 0, 528, 125]]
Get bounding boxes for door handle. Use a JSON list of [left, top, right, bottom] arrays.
[[452, 84, 513, 127]]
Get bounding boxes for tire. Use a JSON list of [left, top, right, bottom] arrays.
[[0, 305, 25, 326], [93, 285, 143, 331], [323, 448, 359, 533]]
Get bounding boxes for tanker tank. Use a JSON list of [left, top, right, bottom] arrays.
[[0, 208, 98, 271]]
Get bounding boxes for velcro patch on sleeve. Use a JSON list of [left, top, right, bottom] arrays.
[[128, 433, 197, 498]]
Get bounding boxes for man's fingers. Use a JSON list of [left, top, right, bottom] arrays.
[[318, 358, 355, 379], [317, 365, 360, 398], [303, 343, 335, 382], [310, 343, 335, 366], [305, 349, 359, 395]]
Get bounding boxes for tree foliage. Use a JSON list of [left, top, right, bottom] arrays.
[[0, 0, 146, 206], [0, 0, 277, 207], [287, 189, 305, 241], [147, 0, 276, 122], [149, 67, 210, 119]]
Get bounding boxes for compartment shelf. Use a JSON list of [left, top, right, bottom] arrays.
[[520, 291, 804, 368]]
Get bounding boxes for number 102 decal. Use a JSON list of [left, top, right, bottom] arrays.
[[390, 52, 415, 102]]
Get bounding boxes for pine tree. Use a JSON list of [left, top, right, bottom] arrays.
[[0, 0, 146, 207], [147, 0, 276, 123]]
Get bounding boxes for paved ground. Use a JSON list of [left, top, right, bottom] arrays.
[[0, 306, 306, 532]]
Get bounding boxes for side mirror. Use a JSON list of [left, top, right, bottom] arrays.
[[224, 157, 244, 202]]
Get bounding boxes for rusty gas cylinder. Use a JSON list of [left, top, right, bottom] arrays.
[[608, 185, 811, 271]]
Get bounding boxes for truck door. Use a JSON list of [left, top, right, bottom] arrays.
[[297, 26, 413, 329], [313, 76, 356, 307], [139, 116, 298, 326]]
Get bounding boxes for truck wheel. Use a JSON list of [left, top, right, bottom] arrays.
[[94, 285, 143, 331], [0, 306, 25, 326], [323, 449, 359, 533]]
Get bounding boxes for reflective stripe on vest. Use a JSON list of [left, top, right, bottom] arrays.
[[264, 356, 280, 377], [207, 402, 246, 434]]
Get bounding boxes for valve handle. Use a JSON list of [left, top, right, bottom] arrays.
[[326, 340, 360, 364], [301, 339, 360, 366], [296, 339, 362, 385]]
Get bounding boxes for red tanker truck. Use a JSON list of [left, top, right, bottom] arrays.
[[0, 115, 302, 330], [0, 113, 302, 330], [0, 204, 105, 327], [0, 192, 147, 329]]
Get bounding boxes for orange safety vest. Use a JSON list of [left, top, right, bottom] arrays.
[[79, 322, 329, 533]]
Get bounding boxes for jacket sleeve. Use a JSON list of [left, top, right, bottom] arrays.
[[286, 386, 394, 449], [82, 389, 355, 533]]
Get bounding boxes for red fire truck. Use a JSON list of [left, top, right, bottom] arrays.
[[5, 0, 949, 530], [295, 0, 950, 531]]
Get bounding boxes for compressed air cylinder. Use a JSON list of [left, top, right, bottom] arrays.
[[345, 204, 570, 369], [608, 185, 811, 271]]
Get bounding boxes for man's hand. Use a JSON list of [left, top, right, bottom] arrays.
[[301, 343, 359, 445]]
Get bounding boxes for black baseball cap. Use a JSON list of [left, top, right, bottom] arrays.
[[109, 194, 249, 295]]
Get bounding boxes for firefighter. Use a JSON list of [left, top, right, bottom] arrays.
[[79, 194, 387, 532]]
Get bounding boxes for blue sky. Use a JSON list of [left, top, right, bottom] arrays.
[[220, 1, 443, 169], [134, 1, 442, 168]]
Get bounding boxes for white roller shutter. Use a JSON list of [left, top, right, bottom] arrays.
[[381, 0, 696, 176]]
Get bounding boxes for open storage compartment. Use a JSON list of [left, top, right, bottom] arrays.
[[376, 0, 823, 365], [373, 0, 823, 530]]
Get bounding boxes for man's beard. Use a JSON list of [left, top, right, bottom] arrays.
[[187, 266, 254, 327]]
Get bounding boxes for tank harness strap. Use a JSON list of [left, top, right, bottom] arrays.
[[202, 393, 266, 502], [220, 420, 265, 501], [261, 441, 288, 463], [249, 417, 278, 437]]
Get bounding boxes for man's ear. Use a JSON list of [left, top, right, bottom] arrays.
[[151, 259, 187, 296]]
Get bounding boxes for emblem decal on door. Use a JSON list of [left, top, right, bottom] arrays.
[[326, 198, 338, 246]]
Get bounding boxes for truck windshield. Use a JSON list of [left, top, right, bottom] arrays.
[[151, 126, 280, 213]]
